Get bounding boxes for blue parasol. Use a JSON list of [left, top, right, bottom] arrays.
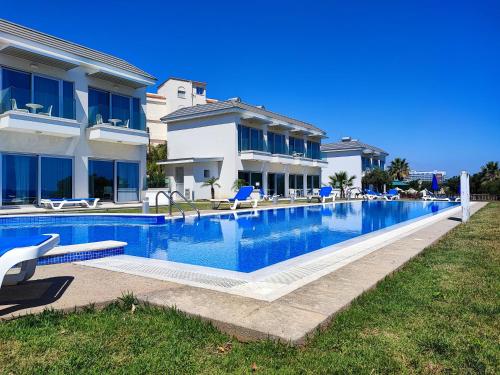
[[431, 174, 439, 192]]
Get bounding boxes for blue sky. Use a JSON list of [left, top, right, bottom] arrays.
[[3, 0, 499, 176]]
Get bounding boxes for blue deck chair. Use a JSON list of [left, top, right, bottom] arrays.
[[308, 186, 334, 203], [210, 186, 258, 210]]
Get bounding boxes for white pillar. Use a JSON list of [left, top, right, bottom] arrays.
[[460, 171, 470, 223]]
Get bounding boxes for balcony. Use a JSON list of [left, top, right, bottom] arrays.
[[87, 124, 149, 146], [239, 150, 326, 167], [0, 110, 80, 137]]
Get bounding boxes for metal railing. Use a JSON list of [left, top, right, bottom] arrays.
[[154, 190, 200, 219]]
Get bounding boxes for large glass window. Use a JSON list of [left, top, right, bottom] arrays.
[[88, 88, 142, 129], [289, 137, 305, 156], [267, 132, 287, 155], [117, 162, 139, 202], [131, 97, 142, 130], [1, 68, 31, 113], [41, 157, 72, 199], [306, 140, 321, 159], [88, 88, 110, 125], [238, 171, 262, 188], [88, 160, 114, 201], [307, 175, 320, 192], [62, 81, 75, 119], [34, 76, 59, 117], [111, 94, 131, 126], [1, 68, 74, 118], [2, 154, 38, 205], [238, 125, 264, 152]]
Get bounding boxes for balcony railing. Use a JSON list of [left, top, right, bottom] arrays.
[[0, 86, 76, 120]]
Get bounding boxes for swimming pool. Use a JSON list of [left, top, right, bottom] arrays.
[[0, 201, 457, 273]]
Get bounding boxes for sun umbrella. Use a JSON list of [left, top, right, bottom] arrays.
[[431, 174, 439, 192]]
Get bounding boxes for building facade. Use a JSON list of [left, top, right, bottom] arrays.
[[407, 170, 446, 183], [146, 77, 208, 146], [321, 137, 388, 189], [0, 19, 156, 206], [159, 99, 327, 200]]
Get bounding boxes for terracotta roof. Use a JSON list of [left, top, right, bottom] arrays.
[[146, 93, 166, 100]]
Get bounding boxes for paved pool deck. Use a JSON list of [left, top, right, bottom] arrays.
[[0, 202, 486, 345]]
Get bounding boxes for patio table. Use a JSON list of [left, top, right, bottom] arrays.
[[108, 118, 122, 126], [25, 103, 43, 113]]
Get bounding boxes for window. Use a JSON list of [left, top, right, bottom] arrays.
[[306, 140, 321, 159], [41, 157, 72, 199], [111, 94, 130, 126], [88, 88, 110, 125], [1, 67, 75, 119], [1, 68, 31, 113], [289, 137, 305, 156], [177, 87, 186, 98], [238, 125, 264, 151], [267, 132, 287, 154], [62, 81, 75, 119], [88, 88, 143, 129], [34, 76, 59, 116], [203, 169, 210, 178], [88, 160, 114, 201], [117, 162, 139, 202], [307, 175, 320, 192], [239, 171, 262, 188], [1, 154, 38, 205], [362, 157, 371, 171], [195, 87, 205, 95]]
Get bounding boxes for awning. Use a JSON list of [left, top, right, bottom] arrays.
[[0, 45, 79, 70], [157, 157, 223, 166]]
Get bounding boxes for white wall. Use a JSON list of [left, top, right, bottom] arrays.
[[157, 79, 207, 114], [0, 52, 148, 203], [322, 150, 362, 189], [146, 95, 168, 145]]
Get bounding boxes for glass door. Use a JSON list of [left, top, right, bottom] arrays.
[[276, 173, 285, 196], [1, 154, 38, 205], [267, 173, 276, 196], [88, 160, 114, 201]]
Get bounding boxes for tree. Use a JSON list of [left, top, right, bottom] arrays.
[[232, 178, 247, 192], [147, 143, 168, 188], [202, 177, 221, 199], [443, 176, 460, 195], [480, 161, 499, 184], [362, 169, 391, 192], [328, 171, 356, 198], [388, 158, 410, 181]]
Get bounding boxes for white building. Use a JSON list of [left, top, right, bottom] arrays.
[[407, 170, 446, 183], [158, 99, 327, 200], [321, 137, 388, 189], [0, 19, 156, 206], [146, 77, 209, 146]]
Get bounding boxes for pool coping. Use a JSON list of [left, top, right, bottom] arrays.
[[77, 202, 464, 302]]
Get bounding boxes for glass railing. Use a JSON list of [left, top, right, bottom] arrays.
[[0, 86, 76, 120], [88, 111, 146, 131]]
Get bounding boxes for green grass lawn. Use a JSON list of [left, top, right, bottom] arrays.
[[1, 203, 498, 374]]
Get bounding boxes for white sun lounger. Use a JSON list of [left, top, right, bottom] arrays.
[[0, 234, 59, 287], [39, 198, 100, 210]]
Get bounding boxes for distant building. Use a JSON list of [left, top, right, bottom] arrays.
[[146, 77, 211, 145], [407, 170, 447, 183], [321, 137, 388, 189]]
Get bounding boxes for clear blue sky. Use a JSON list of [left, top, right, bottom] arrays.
[[3, 0, 499, 176]]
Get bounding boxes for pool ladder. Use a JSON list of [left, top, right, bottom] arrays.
[[155, 190, 200, 219]]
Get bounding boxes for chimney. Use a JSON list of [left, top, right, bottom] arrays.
[[341, 136, 352, 142]]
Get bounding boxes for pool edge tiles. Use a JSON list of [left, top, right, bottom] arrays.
[[78, 203, 468, 301], [0, 213, 166, 225]]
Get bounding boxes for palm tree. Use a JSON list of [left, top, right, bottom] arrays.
[[232, 178, 247, 192], [202, 177, 221, 199], [388, 158, 410, 181], [146, 143, 168, 188], [329, 171, 356, 198], [480, 161, 499, 184]]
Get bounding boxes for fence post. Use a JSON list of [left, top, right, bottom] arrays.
[[460, 171, 470, 223]]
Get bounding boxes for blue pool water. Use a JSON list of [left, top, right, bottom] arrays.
[[0, 201, 457, 273]]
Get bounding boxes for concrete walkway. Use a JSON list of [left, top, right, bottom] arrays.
[[0, 203, 486, 345]]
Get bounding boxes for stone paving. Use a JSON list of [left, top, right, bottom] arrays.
[[0, 202, 486, 345]]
